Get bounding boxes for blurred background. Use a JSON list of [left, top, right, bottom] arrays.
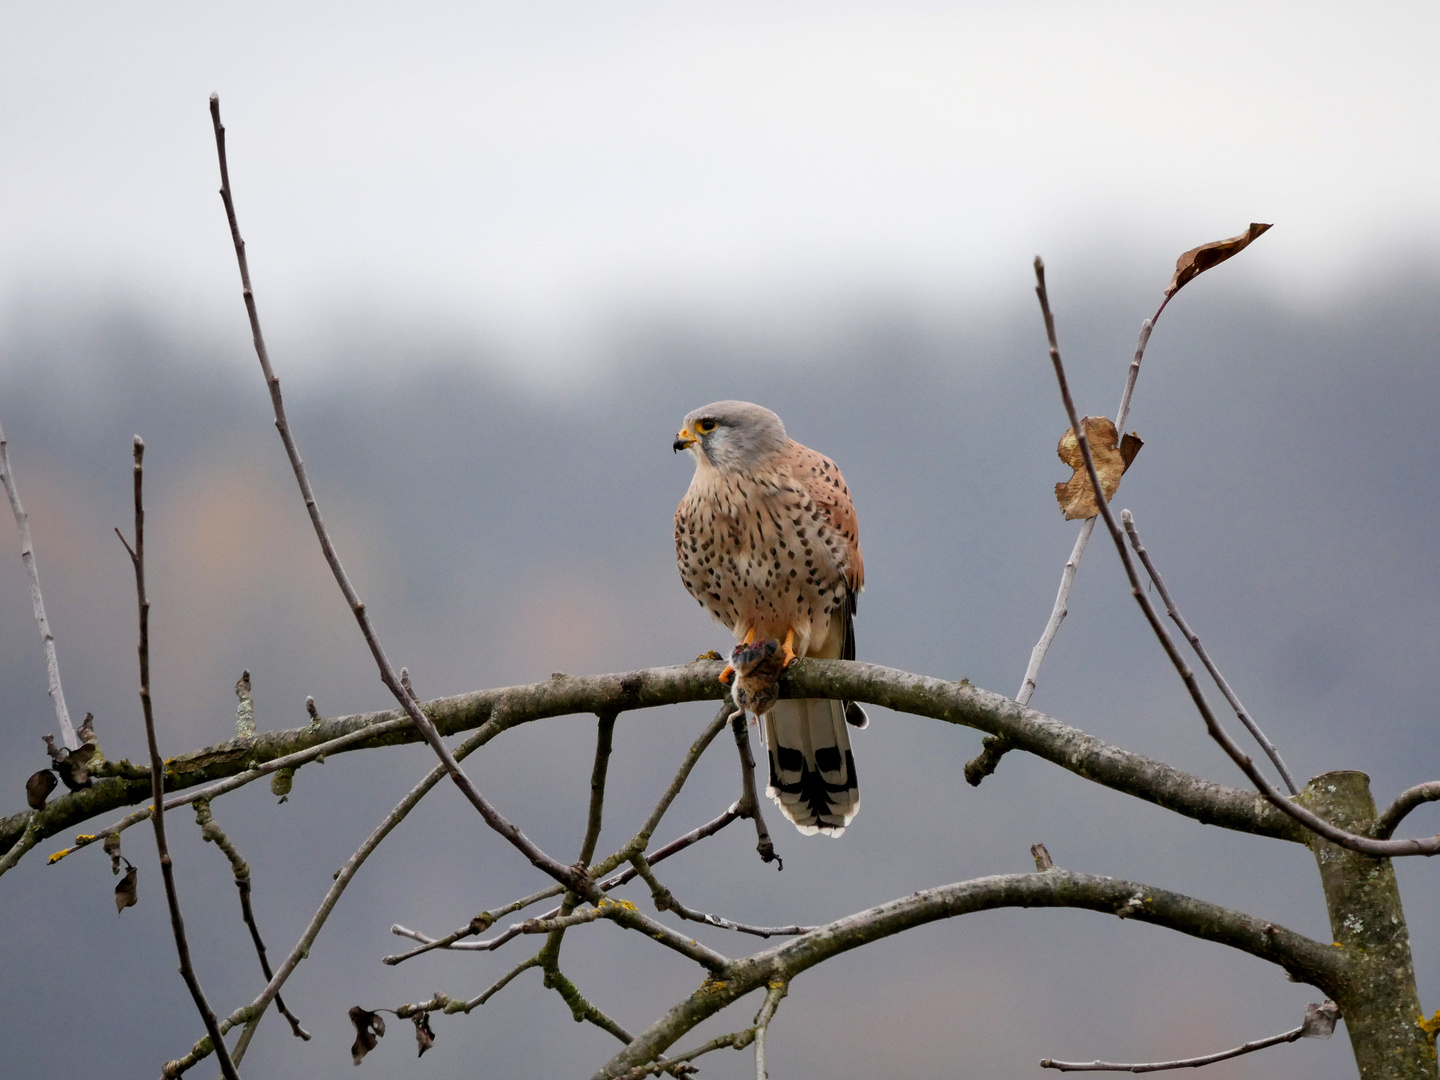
[[2, 3, 1438, 1077]]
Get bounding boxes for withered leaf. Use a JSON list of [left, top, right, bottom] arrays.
[[413, 1012, 435, 1057], [55, 743, 96, 791], [1300, 1000, 1340, 1040], [26, 769, 57, 810], [115, 865, 138, 914], [1054, 417, 1140, 520], [1165, 223, 1272, 298], [77, 712, 96, 747], [104, 833, 123, 875], [349, 1006, 385, 1065]]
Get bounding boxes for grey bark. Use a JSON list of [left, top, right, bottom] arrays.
[[1299, 771, 1437, 1080]]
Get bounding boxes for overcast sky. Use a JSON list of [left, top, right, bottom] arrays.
[[3, 2, 1439, 370]]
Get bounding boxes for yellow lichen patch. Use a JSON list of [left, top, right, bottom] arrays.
[[75, 834, 95, 842], [598, 897, 638, 912], [1417, 1010, 1440, 1038], [48, 848, 72, 864]]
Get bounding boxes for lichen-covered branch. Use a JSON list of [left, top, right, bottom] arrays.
[[5, 658, 1319, 868], [593, 869, 1346, 1078]]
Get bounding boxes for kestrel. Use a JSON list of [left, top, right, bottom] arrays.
[[673, 401, 866, 836]]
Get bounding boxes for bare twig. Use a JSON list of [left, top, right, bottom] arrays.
[[192, 799, 309, 1041], [581, 712, 618, 867], [1032, 257, 1440, 858], [1013, 302, 1166, 711], [210, 94, 588, 896], [0, 414, 77, 748], [731, 712, 779, 868], [629, 850, 813, 938], [1376, 782, 1440, 839], [1121, 511, 1298, 794], [117, 437, 239, 1080], [178, 702, 517, 1073], [977, 301, 1168, 785], [385, 804, 742, 965], [1041, 1000, 1338, 1072], [753, 979, 788, 1080], [638, 704, 732, 844]]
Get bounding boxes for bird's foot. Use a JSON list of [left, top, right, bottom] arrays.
[[780, 627, 798, 667]]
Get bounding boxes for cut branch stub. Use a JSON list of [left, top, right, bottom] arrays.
[[1055, 418, 1141, 520], [1165, 223, 1272, 298]]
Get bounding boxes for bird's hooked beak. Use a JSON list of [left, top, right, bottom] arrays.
[[673, 427, 697, 453]]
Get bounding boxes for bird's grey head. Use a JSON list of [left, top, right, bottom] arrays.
[[673, 400, 788, 473]]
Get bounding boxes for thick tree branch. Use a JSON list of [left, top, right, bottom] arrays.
[[593, 869, 1346, 1078], [6, 660, 1322, 867]]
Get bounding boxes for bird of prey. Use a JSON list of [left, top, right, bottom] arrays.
[[673, 401, 866, 836]]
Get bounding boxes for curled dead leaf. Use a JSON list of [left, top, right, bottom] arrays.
[[349, 1006, 385, 1065], [26, 769, 57, 811], [115, 864, 138, 914], [1300, 1000, 1340, 1040], [271, 767, 295, 803], [1054, 417, 1142, 520], [413, 1012, 435, 1057], [1166, 223, 1272, 298]]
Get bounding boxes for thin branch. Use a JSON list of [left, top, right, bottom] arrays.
[[982, 302, 1167, 784], [731, 712, 779, 868], [209, 94, 588, 896], [1032, 257, 1440, 858], [384, 804, 742, 965], [753, 979, 787, 1080], [50, 715, 414, 863], [1041, 1028, 1302, 1073], [192, 799, 309, 1041], [581, 712, 619, 868], [1377, 782, 1440, 839], [1012, 301, 1166, 712], [187, 703, 515, 1073], [1121, 511, 1298, 794], [592, 869, 1345, 1079], [638, 704, 732, 844], [1041, 1000, 1338, 1073], [629, 851, 813, 939], [117, 437, 239, 1080], [0, 414, 77, 748]]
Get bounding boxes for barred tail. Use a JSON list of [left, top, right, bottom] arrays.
[[764, 698, 860, 836]]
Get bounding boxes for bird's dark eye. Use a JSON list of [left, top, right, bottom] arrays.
[[696, 418, 717, 434]]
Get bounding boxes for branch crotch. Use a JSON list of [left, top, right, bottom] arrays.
[[1300, 771, 1436, 1079]]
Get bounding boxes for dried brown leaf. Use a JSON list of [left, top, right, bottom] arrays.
[[115, 865, 138, 914], [1300, 1000, 1340, 1040], [413, 1012, 435, 1057], [26, 769, 57, 810], [1165, 223, 1272, 298], [1054, 417, 1131, 520], [349, 1006, 385, 1065], [77, 712, 96, 746]]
